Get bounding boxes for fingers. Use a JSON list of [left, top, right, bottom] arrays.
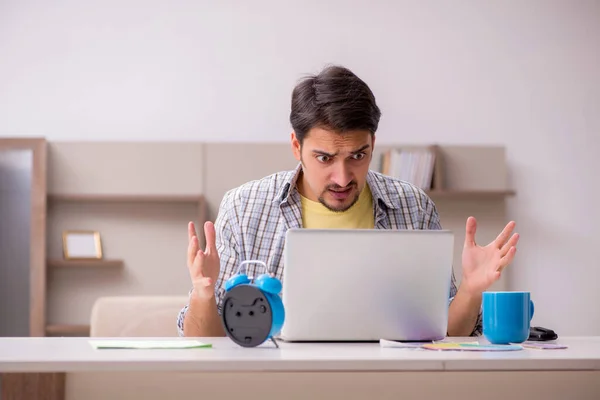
[[191, 248, 206, 275], [500, 232, 520, 256], [187, 236, 199, 268], [192, 249, 213, 286], [498, 246, 517, 272], [197, 276, 213, 288], [494, 221, 516, 249], [490, 270, 501, 281], [204, 221, 217, 254], [464, 216, 477, 247], [188, 221, 197, 241]]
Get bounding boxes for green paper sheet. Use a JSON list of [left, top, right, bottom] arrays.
[[89, 340, 212, 349]]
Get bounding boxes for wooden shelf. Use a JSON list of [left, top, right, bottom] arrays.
[[45, 324, 90, 336], [380, 144, 516, 201], [47, 259, 124, 268], [48, 193, 204, 203], [425, 189, 516, 199]]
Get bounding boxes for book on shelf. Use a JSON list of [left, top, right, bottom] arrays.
[[381, 147, 436, 190]]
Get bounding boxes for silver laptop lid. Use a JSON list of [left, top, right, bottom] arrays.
[[280, 228, 454, 341]]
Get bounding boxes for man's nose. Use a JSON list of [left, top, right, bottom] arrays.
[[331, 163, 353, 187]]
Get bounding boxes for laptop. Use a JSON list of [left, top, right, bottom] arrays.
[[278, 228, 455, 342]]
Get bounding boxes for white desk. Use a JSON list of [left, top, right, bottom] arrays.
[[1, 336, 600, 400]]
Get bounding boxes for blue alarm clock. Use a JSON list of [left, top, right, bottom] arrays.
[[221, 260, 285, 348]]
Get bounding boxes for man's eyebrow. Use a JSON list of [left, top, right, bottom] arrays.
[[351, 144, 370, 154], [312, 149, 337, 157], [312, 144, 370, 157]]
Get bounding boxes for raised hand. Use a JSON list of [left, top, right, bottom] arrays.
[[187, 221, 221, 299], [460, 216, 519, 296]]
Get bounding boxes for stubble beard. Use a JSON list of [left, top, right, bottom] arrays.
[[318, 185, 360, 212]]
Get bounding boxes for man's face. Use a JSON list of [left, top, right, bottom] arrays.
[[292, 127, 375, 212]]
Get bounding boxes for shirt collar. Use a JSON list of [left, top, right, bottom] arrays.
[[275, 163, 399, 210], [274, 163, 303, 205], [365, 169, 400, 210]]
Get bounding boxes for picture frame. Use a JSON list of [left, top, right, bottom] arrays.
[[62, 230, 103, 260]]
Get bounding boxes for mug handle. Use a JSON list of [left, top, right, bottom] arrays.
[[529, 299, 535, 321]]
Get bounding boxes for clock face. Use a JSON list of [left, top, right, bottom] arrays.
[[222, 284, 273, 347]]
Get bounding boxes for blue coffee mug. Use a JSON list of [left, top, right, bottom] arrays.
[[482, 291, 534, 344]]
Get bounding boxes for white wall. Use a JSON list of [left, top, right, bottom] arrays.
[[0, 0, 599, 335]]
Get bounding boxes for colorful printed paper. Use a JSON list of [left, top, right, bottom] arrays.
[[421, 342, 523, 351]]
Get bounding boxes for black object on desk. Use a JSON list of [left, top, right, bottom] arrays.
[[529, 326, 558, 341]]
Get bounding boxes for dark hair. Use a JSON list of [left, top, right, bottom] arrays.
[[289, 65, 381, 144]]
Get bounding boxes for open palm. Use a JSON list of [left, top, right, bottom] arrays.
[[461, 217, 519, 295]]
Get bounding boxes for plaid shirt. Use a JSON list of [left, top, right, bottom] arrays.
[[177, 163, 482, 336]]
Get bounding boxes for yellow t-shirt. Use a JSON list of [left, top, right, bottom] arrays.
[[300, 185, 375, 229]]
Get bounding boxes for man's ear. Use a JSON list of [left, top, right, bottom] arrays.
[[291, 132, 301, 161]]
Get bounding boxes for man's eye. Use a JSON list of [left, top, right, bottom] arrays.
[[352, 153, 366, 160], [316, 155, 330, 163]]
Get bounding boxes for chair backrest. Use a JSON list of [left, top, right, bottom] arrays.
[[90, 296, 189, 337]]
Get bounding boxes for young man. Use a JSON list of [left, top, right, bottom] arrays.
[[177, 65, 519, 337]]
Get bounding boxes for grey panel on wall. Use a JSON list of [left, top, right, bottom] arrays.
[[0, 149, 32, 337], [203, 143, 299, 221]]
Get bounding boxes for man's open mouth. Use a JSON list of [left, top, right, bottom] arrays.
[[328, 187, 353, 200]]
